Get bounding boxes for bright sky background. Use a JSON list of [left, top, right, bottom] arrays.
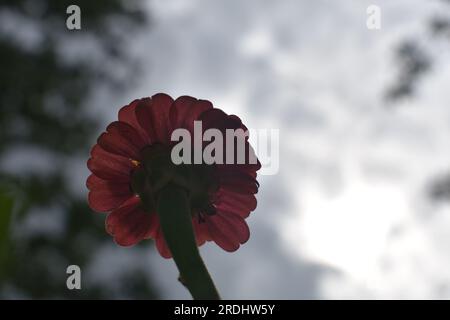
[[84, 0, 450, 299]]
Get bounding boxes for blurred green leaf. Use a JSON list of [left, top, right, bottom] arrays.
[[0, 187, 14, 277]]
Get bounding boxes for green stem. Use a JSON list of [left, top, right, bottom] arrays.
[[156, 183, 220, 300]]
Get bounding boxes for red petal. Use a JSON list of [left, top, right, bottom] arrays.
[[135, 98, 158, 143], [87, 175, 133, 212], [108, 121, 147, 149], [106, 197, 158, 246], [170, 96, 213, 133], [214, 189, 257, 218], [97, 121, 144, 160], [219, 211, 250, 244], [219, 142, 261, 177], [206, 211, 250, 252], [199, 108, 244, 134], [87, 145, 133, 181], [169, 95, 196, 129], [152, 93, 174, 143], [217, 169, 259, 194], [192, 217, 212, 246], [118, 100, 150, 143], [155, 229, 172, 258], [199, 110, 260, 169], [135, 93, 173, 144]]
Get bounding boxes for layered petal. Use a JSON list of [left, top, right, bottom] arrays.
[[205, 211, 250, 252], [118, 99, 150, 143], [135, 93, 173, 145], [97, 121, 145, 160], [217, 169, 259, 194], [192, 217, 212, 246], [155, 228, 172, 258], [216, 143, 261, 178], [87, 144, 133, 182], [198, 109, 260, 171], [135, 98, 157, 143], [214, 188, 257, 218], [87, 93, 260, 257], [106, 196, 159, 246], [87, 174, 133, 212], [199, 108, 245, 134], [170, 96, 213, 133]]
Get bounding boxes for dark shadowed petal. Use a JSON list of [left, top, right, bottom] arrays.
[[170, 96, 213, 133], [198, 108, 229, 133], [192, 217, 212, 246], [187, 100, 214, 133], [97, 121, 145, 160], [217, 160, 261, 179], [228, 115, 248, 133], [169, 95, 196, 129], [218, 211, 250, 243], [135, 93, 173, 145], [87, 174, 133, 212], [87, 144, 133, 181], [106, 196, 158, 246], [206, 211, 250, 252], [97, 132, 138, 160], [217, 169, 259, 194], [199, 108, 245, 134], [118, 99, 150, 143], [150, 93, 173, 144], [214, 189, 257, 218], [199, 110, 258, 168], [155, 228, 172, 258], [135, 98, 157, 143], [107, 121, 147, 148]]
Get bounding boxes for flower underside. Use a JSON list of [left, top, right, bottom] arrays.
[[86, 93, 260, 258], [130, 144, 219, 221]]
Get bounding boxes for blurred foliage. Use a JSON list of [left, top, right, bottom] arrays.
[[431, 16, 450, 38], [386, 1, 450, 102], [430, 174, 450, 202], [385, 0, 450, 203], [0, 187, 14, 277], [0, 0, 159, 298], [427, 2, 450, 203], [386, 40, 430, 101]]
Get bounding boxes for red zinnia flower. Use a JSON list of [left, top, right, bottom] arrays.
[[87, 93, 260, 258]]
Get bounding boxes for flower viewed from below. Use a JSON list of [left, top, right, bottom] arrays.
[[87, 93, 260, 258]]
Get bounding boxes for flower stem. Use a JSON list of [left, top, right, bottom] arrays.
[[156, 183, 220, 300]]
